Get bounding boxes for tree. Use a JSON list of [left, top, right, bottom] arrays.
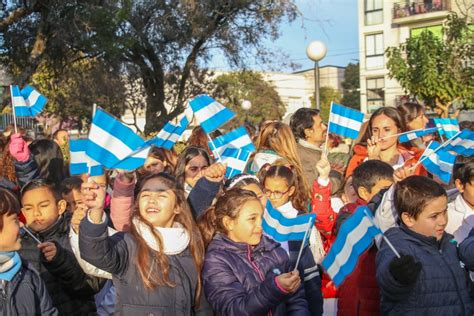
[[213, 71, 286, 128], [311, 86, 342, 122], [340, 62, 360, 110], [386, 13, 473, 117], [0, 1, 299, 134]]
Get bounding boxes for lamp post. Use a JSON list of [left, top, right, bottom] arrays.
[[306, 41, 327, 111], [241, 100, 252, 123]]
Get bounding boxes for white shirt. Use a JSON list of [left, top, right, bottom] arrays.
[[446, 194, 474, 243]]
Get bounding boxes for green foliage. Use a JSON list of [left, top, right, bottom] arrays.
[[386, 13, 473, 117], [340, 62, 360, 110], [0, 0, 299, 134], [311, 86, 342, 122], [213, 71, 286, 128]]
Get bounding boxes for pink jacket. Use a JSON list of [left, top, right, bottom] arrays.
[[110, 174, 136, 231]]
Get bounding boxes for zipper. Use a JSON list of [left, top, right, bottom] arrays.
[[247, 245, 272, 316]]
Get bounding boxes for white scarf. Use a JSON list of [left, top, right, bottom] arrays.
[[132, 218, 190, 255]]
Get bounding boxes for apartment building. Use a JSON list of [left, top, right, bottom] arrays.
[[358, 0, 469, 113]]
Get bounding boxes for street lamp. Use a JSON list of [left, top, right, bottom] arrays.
[[241, 100, 252, 122], [306, 41, 327, 111]]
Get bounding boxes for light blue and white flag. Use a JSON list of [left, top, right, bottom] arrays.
[[399, 127, 439, 143], [321, 206, 382, 287], [328, 103, 364, 139], [443, 129, 474, 156], [219, 147, 253, 178], [11, 85, 47, 117], [146, 115, 189, 150], [189, 95, 236, 133], [433, 118, 459, 139], [262, 200, 316, 243], [69, 139, 104, 176], [87, 108, 150, 170], [208, 126, 255, 158], [420, 141, 456, 184]]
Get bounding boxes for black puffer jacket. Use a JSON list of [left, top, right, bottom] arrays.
[[19, 216, 103, 315], [0, 260, 58, 316], [79, 217, 213, 316]]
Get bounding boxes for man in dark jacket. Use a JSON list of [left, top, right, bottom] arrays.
[[19, 179, 103, 315]]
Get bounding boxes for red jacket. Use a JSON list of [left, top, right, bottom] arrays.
[[311, 180, 338, 299], [345, 144, 427, 178], [336, 200, 380, 316]]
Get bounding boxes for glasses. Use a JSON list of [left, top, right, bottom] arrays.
[[263, 188, 291, 199]]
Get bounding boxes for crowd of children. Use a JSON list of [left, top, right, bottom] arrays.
[[0, 103, 473, 315]]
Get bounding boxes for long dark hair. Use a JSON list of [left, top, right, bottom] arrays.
[[359, 107, 407, 144], [174, 146, 211, 185], [29, 139, 67, 183], [130, 173, 205, 307]]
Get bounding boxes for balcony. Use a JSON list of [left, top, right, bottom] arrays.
[[393, 0, 451, 24]]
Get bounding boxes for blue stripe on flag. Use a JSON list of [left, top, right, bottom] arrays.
[[399, 127, 439, 143], [420, 141, 455, 184], [69, 139, 104, 176], [220, 147, 252, 178], [20, 86, 47, 116], [87, 108, 149, 170], [147, 116, 189, 150], [11, 86, 31, 117], [433, 118, 459, 138], [262, 200, 316, 243], [189, 95, 236, 133], [321, 206, 381, 287], [200, 107, 235, 133], [189, 95, 215, 112], [209, 126, 256, 154], [444, 129, 474, 156], [328, 103, 364, 139], [92, 109, 145, 150], [328, 123, 360, 139]]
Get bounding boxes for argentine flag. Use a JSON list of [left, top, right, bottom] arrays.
[[87, 108, 150, 170], [11, 85, 47, 117], [328, 103, 364, 139], [262, 200, 316, 243], [321, 206, 382, 287], [443, 129, 474, 156], [146, 115, 189, 150], [398, 127, 439, 143], [420, 141, 456, 184], [433, 118, 459, 138], [189, 95, 235, 133], [208, 126, 256, 158], [219, 147, 253, 178], [69, 139, 104, 176]]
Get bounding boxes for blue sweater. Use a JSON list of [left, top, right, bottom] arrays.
[[376, 225, 472, 315]]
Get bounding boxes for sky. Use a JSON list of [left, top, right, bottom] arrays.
[[209, 0, 360, 73]]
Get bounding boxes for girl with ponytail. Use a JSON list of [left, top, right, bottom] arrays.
[[199, 188, 310, 316], [79, 173, 211, 315]]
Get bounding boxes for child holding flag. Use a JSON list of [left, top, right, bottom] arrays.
[[376, 176, 472, 315], [0, 188, 57, 315], [199, 189, 310, 315], [79, 173, 212, 315]]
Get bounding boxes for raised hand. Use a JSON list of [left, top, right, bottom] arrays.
[[367, 135, 382, 160], [315, 155, 331, 180], [204, 162, 227, 183]]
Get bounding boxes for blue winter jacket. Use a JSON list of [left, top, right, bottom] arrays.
[[0, 260, 58, 316], [202, 234, 310, 316], [376, 225, 472, 315], [459, 228, 474, 271]]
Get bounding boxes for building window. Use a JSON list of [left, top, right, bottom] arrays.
[[365, 33, 384, 69], [365, 0, 383, 25], [367, 77, 384, 112]]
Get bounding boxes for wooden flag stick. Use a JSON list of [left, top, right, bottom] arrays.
[[323, 102, 333, 157], [363, 209, 400, 258], [293, 217, 314, 271], [9, 85, 18, 134]]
